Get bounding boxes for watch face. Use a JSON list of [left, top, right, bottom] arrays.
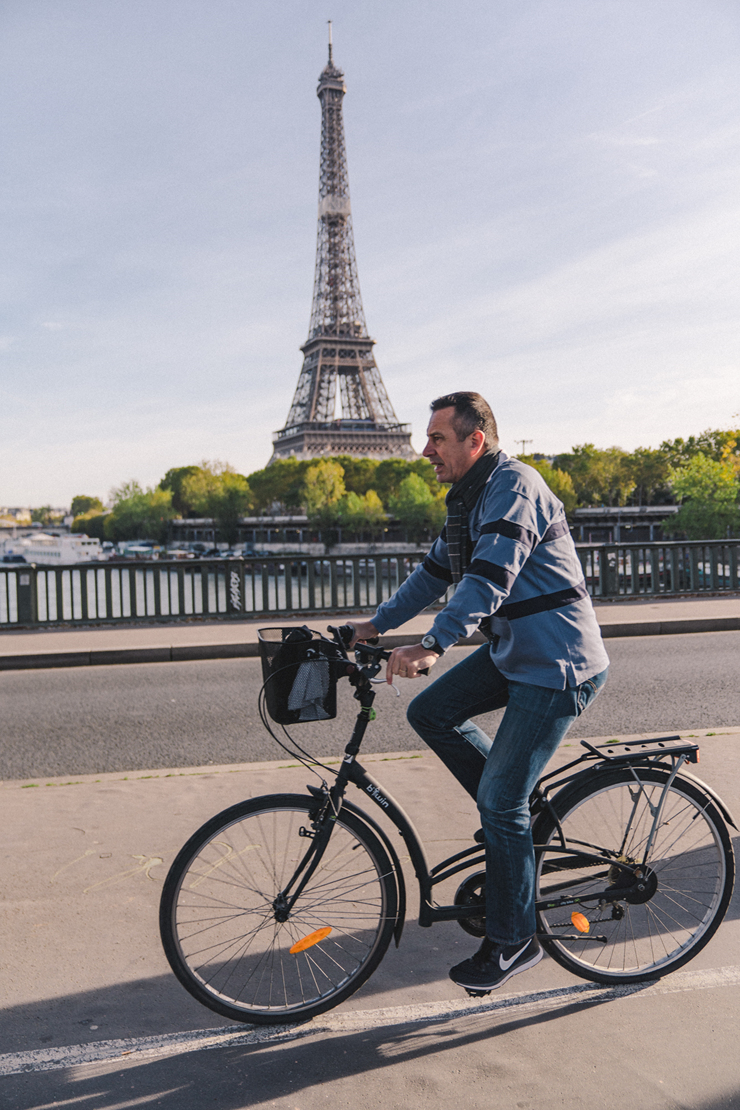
[[422, 635, 436, 649]]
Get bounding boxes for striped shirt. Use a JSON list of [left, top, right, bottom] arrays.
[[372, 452, 609, 690]]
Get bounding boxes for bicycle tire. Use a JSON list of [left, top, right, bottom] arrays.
[[534, 767, 734, 984], [160, 793, 398, 1024]]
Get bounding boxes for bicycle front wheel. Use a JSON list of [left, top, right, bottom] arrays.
[[160, 794, 398, 1024], [534, 768, 734, 984]]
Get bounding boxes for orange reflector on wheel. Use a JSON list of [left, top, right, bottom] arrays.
[[290, 927, 332, 954], [571, 912, 590, 933]]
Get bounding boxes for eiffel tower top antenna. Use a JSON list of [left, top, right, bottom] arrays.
[[269, 34, 415, 463]]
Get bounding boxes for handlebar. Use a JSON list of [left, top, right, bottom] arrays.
[[328, 624, 429, 676], [329, 624, 391, 662]]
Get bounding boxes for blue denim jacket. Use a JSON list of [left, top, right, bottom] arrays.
[[372, 452, 609, 690]]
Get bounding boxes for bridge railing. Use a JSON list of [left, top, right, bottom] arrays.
[[0, 541, 738, 627], [0, 554, 428, 627], [577, 540, 740, 598]]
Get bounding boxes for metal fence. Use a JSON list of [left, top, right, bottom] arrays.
[[577, 540, 740, 598], [1, 541, 739, 628], [0, 554, 426, 627]]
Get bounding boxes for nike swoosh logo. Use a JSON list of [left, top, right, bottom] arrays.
[[499, 941, 530, 971]]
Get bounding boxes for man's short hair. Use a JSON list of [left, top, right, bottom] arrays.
[[430, 392, 498, 446]]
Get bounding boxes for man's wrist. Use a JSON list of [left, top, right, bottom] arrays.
[[421, 633, 445, 656]]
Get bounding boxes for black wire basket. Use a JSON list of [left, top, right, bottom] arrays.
[[257, 627, 344, 725]]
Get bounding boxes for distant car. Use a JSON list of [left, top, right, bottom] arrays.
[[120, 544, 160, 560], [1, 554, 27, 563]]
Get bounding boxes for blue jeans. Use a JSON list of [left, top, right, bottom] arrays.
[[407, 645, 608, 946]]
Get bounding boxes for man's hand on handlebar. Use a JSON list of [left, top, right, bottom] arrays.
[[386, 644, 439, 685], [345, 620, 380, 648]]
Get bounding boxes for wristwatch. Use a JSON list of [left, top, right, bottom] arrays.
[[421, 633, 445, 656]]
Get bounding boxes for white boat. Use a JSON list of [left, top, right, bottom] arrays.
[[2, 533, 105, 565]]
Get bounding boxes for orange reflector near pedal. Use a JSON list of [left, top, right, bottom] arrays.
[[571, 912, 590, 933], [290, 927, 332, 954]]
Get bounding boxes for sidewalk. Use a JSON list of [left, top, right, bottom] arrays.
[[1, 728, 739, 1104], [1, 594, 740, 670]]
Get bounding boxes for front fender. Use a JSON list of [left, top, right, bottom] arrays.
[[339, 797, 408, 947]]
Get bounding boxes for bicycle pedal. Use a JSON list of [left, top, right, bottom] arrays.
[[465, 988, 491, 998]]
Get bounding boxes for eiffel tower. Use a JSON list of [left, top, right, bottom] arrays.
[[270, 31, 415, 463]]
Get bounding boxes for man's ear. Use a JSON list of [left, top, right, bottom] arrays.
[[470, 430, 486, 456]]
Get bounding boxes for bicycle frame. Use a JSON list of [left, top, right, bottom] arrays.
[[271, 632, 736, 946]]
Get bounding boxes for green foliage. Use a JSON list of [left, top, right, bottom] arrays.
[[181, 462, 253, 545], [660, 429, 740, 469], [553, 445, 635, 507], [71, 511, 108, 539], [387, 474, 443, 540], [626, 448, 672, 506], [331, 456, 379, 496], [664, 455, 740, 540], [302, 460, 346, 535], [247, 458, 311, 512], [70, 495, 103, 518], [159, 467, 204, 515], [104, 482, 177, 543], [519, 457, 577, 516], [372, 459, 414, 503], [336, 489, 387, 537]]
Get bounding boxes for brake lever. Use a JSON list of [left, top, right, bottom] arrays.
[[370, 676, 400, 696]]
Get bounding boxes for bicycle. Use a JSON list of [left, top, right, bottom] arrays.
[[159, 624, 736, 1025]]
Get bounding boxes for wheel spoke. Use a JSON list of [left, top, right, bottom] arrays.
[[160, 797, 396, 1022], [535, 770, 733, 982]]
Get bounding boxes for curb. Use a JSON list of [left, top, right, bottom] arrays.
[[1, 617, 739, 671]]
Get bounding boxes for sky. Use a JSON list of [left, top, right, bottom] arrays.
[[1, 0, 739, 507]]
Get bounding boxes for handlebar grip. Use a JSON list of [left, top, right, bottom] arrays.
[[331, 624, 354, 648], [419, 668, 430, 676]]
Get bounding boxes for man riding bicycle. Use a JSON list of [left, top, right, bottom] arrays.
[[349, 391, 610, 993]]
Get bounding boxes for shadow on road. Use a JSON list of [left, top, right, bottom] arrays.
[[7, 984, 740, 1110]]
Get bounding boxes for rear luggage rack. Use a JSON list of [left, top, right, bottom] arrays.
[[580, 735, 699, 764]]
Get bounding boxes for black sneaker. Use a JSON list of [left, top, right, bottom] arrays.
[[449, 935, 543, 994]]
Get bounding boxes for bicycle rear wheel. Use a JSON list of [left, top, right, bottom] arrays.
[[534, 768, 734, 984], [160, 794, 398, 1024]]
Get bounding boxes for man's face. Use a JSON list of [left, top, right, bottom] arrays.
[[423, 407, 485, 484]]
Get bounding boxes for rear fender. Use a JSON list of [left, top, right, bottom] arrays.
[[676, 769, 738, 830]]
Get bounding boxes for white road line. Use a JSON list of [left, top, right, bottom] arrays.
[[2, 965, 738, 1078]]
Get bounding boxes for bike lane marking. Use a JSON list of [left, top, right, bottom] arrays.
[[2, 964, 739, 1077]]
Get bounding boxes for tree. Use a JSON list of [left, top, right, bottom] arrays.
[[332, 456, 379, 497], [553, 445, 635, 506], [181, 462, 253, 545], [388, 474, 437, 541], [71, 511, 108, 539], [664, 455, 740, 540], [336, 489, 387, 538], [104, 482, 178, 543], [660, 428, 740, 469], [159, 467, 205, 515], [626, 449, 672, 506], [519, 457, 577, 516], [373, 459, 418, 503], [246, 458, 311, 512], [70, 495, 103, 517], [302, 459, 346, 538]]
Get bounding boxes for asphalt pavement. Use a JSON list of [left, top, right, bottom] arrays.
[[3, 630, 740, 779], [1, 731, 740, 1109]]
